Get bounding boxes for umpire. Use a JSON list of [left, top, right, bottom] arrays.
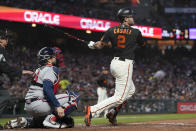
[[0, 30, 33, 87]]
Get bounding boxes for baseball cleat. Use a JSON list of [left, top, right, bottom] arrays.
[[3, 120, 12, 129], [16, 117, 28, 128], [4, 117, 27, 129], [106, 111, 117, 126], [84, 106, 92, 126]]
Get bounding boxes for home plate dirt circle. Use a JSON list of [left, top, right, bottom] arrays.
[[10, 118, 196, 131]]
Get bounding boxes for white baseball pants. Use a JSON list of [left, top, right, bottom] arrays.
[[24, 94, 76, 117], [90, 57, 135, 117]]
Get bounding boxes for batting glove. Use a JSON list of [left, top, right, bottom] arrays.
[[88, 41, 96, 49]]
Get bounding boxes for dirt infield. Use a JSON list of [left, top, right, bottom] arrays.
[[6, 118, 196, 131]]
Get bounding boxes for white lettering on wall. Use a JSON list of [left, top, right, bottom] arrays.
[[80, 19, 110, 31], [133, 26, 154, 37], [24, 11, 60, 25]]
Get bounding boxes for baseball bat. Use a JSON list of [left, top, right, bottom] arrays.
[[45, 25, 89, 44]]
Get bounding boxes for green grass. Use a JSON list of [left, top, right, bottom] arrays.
[[75, 113, 196, 125], [0, 118, 14, 125], [1, 113, 196, 125]]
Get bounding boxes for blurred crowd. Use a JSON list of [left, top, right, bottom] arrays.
[[0, 0, 196, 114], [0, 0, 195, 29], [0, 44, 195, 102]]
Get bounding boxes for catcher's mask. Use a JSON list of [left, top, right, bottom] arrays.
[[37, 47, 55, 67]]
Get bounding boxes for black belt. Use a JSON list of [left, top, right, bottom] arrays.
[[31, 81, 43, 87], [115, 57, 130, 61], [118, 57, 126, 61], [25, 98, 39, 104]]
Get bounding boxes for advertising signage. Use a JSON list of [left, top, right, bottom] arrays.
[[162, 29, 189, 40], [132, 25, 162, 39], [0, 6, 162, 39], [177, 102, 196, 113], [189, 28, 196, 40]]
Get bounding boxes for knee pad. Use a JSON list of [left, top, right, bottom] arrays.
[[63, 101, 77, 116]]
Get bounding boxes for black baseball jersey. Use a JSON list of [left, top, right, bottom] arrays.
[[97, 74, 108, 88], [102, 24, 144, 60], [0, 46, 22, 81]]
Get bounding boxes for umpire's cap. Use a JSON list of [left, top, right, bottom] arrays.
[[117, 7, 134, 22], [0, 30, 8, 40]]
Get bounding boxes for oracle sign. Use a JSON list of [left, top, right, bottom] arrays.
[[0, 6, 162, 38], [80, 18, 111, 31], [24, 11, 60, 25], [132, 25, 162, 39], [177, 102, 196, 113]]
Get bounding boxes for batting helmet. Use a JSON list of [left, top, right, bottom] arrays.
[[37, 47, 55, 66], [117, 7, 134, 22]]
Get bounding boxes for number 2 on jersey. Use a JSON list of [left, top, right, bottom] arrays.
[[117, 35, 126, 48]]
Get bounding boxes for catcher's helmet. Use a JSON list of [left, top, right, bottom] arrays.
[[37, 47, 55, 66], [117, 7, 134, 22]]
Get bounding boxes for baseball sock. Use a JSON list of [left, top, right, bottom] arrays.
[[114, 101, 127, 116]]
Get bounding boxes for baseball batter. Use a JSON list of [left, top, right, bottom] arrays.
[[85, 7, 144, 126]]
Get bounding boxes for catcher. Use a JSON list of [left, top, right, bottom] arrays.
[[4, 47, 79, 129]]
